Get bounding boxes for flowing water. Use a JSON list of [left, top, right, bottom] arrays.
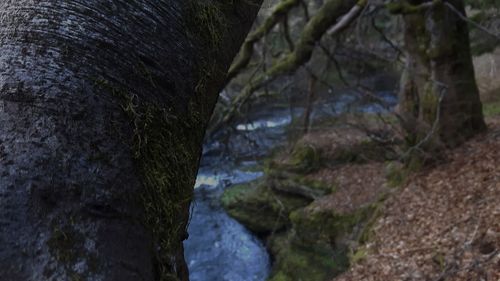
[[183, 110, 292, 281], [184, 89, 397, 281]]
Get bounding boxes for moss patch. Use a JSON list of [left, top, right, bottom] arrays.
[[268, 232, 349, 281], [262, 170, 335, 200], [420, 82, 439, 124], [348, 247, 368, 264], [268, 143, 321, 174], [95, 78, 203, 281], [385, 161, 407, 187], [221, 179, 311, 234], [289, 204, 375, 244], [265, 204, 376, 280], [136, 105, 200, 280], [483, 101, 500, 117], [185, 0, 236, 49], [222, 174, 377, 280]]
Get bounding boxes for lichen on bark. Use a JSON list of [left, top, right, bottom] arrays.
[[0, 0, 263, 280], [396, 0, 486, 160]]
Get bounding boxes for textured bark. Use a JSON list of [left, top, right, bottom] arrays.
[[0, 1, 261, 281], [397, 0, 486, 148], [303, 74, 317, 134]]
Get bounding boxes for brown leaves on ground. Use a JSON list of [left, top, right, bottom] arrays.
[[334, 120, 500, 281], [306, 163, 388, 215]]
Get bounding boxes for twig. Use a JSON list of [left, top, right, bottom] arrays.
[[443, 2, 500, 41], [370, 16, 403, 61], [400, 80, 447, 161]]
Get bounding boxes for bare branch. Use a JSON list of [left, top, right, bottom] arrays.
[[443, 1, 500, 40], [281, 14, 295, 51], [222, 0, 365, 125], [386, 0, 440, 15], [400, 80, 447, 161], [226, 0, 300, 82]]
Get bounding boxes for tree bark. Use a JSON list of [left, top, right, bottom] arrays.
[[396, 0, 486, 150], [0, 1, 261, 280]]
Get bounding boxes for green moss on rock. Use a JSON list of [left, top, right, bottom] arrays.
[[264, 204, 376, 281], [290, 144, 321, 172], [221, 170, 337, 234], [290, 204, 375, 244], [222, 179, 311, 234], [222, 174, 376, 280], [267, 171, 335, 199], [268, 232, 348, 281], [269, 143, 321, 174]]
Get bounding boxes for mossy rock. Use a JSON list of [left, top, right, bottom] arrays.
[[265, 204, 376, 281], [289, 204, 375, 244], [269, 143, 321, 174], [221, 174, 335, 234], [290, 144, 321, 173], [221, 179, 311, 234], [267, 232, 349, 281], [267, 172, 335, 200]]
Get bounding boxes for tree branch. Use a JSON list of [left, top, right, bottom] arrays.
[[221, 0, 365, 125], [226, 0, 300, 82], [386, 0, 441, 15], [443, 1, 500, 40]]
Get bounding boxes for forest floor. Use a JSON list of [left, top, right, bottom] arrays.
[[230, 112, 500, 281], [222, 46, 500, 280], [327, 116, 500, 281]]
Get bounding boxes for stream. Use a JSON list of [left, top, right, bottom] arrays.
[[183, 87, 397, 281], [183, 108, 291, 281]]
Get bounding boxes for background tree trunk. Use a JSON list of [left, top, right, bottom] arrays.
[[0, 1, 261, 280], [397, 0, 486, 151], [303, 74, 317, 134]]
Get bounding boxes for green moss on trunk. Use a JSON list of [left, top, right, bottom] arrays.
[[96, 77, 203, 281], [397, 0, 486, 164]]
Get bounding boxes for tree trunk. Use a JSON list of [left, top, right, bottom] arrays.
[[0, 1, 261, 280], [396, 0, 486, 152]]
